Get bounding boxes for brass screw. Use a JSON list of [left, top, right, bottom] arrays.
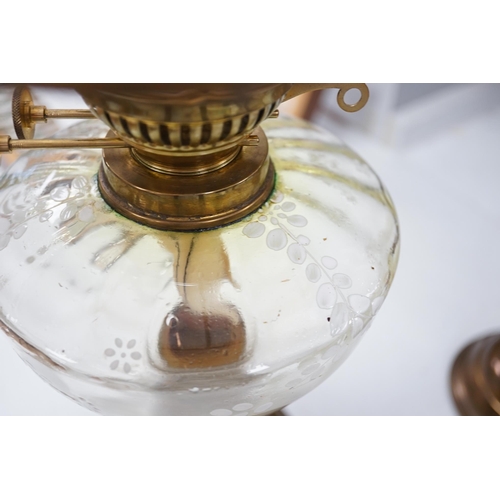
[[239, 134, 260, 146]]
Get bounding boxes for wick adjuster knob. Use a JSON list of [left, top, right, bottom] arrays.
[[12, 86, 95, 140], [0, 135, 126, 154]]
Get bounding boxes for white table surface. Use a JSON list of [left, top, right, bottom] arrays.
[[1, 91, 500, 415]]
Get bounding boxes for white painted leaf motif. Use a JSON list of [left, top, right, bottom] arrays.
[[301, 363, 320, 375], [281, 202, 296, 212], [50, 186, 70, 202], [287, 243, 306, 264], [0, 218, 9, 233], [254, 402, 273, 413], [285, 378, 303, 388], [316, 283, 337, 309], [348, 294, 371, 313], [306, 263, 321, 282], [371, 296, 384, 313], [210, 409, 233, 416], [321, 256, 338, 269], [243, 221, 265, 238], [23, 190, 35, 203], [332, 273, 352, 288], [329, 302, 350, 336], [298, 357, 316, 371], [297, 235, 310, 246], [71, 176, 88, 189], [321, 344, 343, 360], [2, 199, 14, 215], [271, 191, 284, 203], [232, 403, 253, 411], [12, 210, 26, 224], [287, 215, 308, 227], [0, 233, 11, 251], [351, 317, 364, 338], [78, 206, 94, 222], [13, 224, 27, 239], [39, 210, 53, 222], [266, 228, 287, 250], [60, 204, 77, 222]]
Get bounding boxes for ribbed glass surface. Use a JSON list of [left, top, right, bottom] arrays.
[[0, 117, 399, 415]]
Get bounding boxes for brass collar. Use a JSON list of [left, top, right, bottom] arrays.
[[98, 127, 274, 231]]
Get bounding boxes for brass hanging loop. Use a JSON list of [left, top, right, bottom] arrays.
[[283, 83, 369, 112]]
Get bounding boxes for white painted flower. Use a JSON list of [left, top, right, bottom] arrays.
[[104, 338, 142, 373]]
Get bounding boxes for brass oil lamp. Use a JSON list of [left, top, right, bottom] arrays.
[[0, 84, 399, 415]]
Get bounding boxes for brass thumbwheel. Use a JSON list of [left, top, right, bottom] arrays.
[[12, 86, 37, 140], [11, 85, 95, 140]]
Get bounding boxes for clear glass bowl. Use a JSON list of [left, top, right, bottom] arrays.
[[0, 116, 399, 415]]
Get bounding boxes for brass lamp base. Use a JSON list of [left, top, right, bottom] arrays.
[[451, 334, 500, 416]]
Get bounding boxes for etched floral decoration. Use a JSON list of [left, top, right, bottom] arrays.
[[210, 401, 274, 416], [104, 338, 142, 374], [0, 172, 99, 253], [0, 116, 399, 416], [242, 191, 376, 346]]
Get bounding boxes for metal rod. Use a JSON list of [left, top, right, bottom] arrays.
[[44, 109, 95, 119], [9, 137, 126, 150]]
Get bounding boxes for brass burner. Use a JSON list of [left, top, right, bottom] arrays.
[[2, 84, 370, 231], [98, 126, 274, 230]]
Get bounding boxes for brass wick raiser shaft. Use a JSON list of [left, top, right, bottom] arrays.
[[0, 135, 125, 152]]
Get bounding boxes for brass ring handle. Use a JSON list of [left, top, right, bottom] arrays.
[[283, 83, 369, 113]]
